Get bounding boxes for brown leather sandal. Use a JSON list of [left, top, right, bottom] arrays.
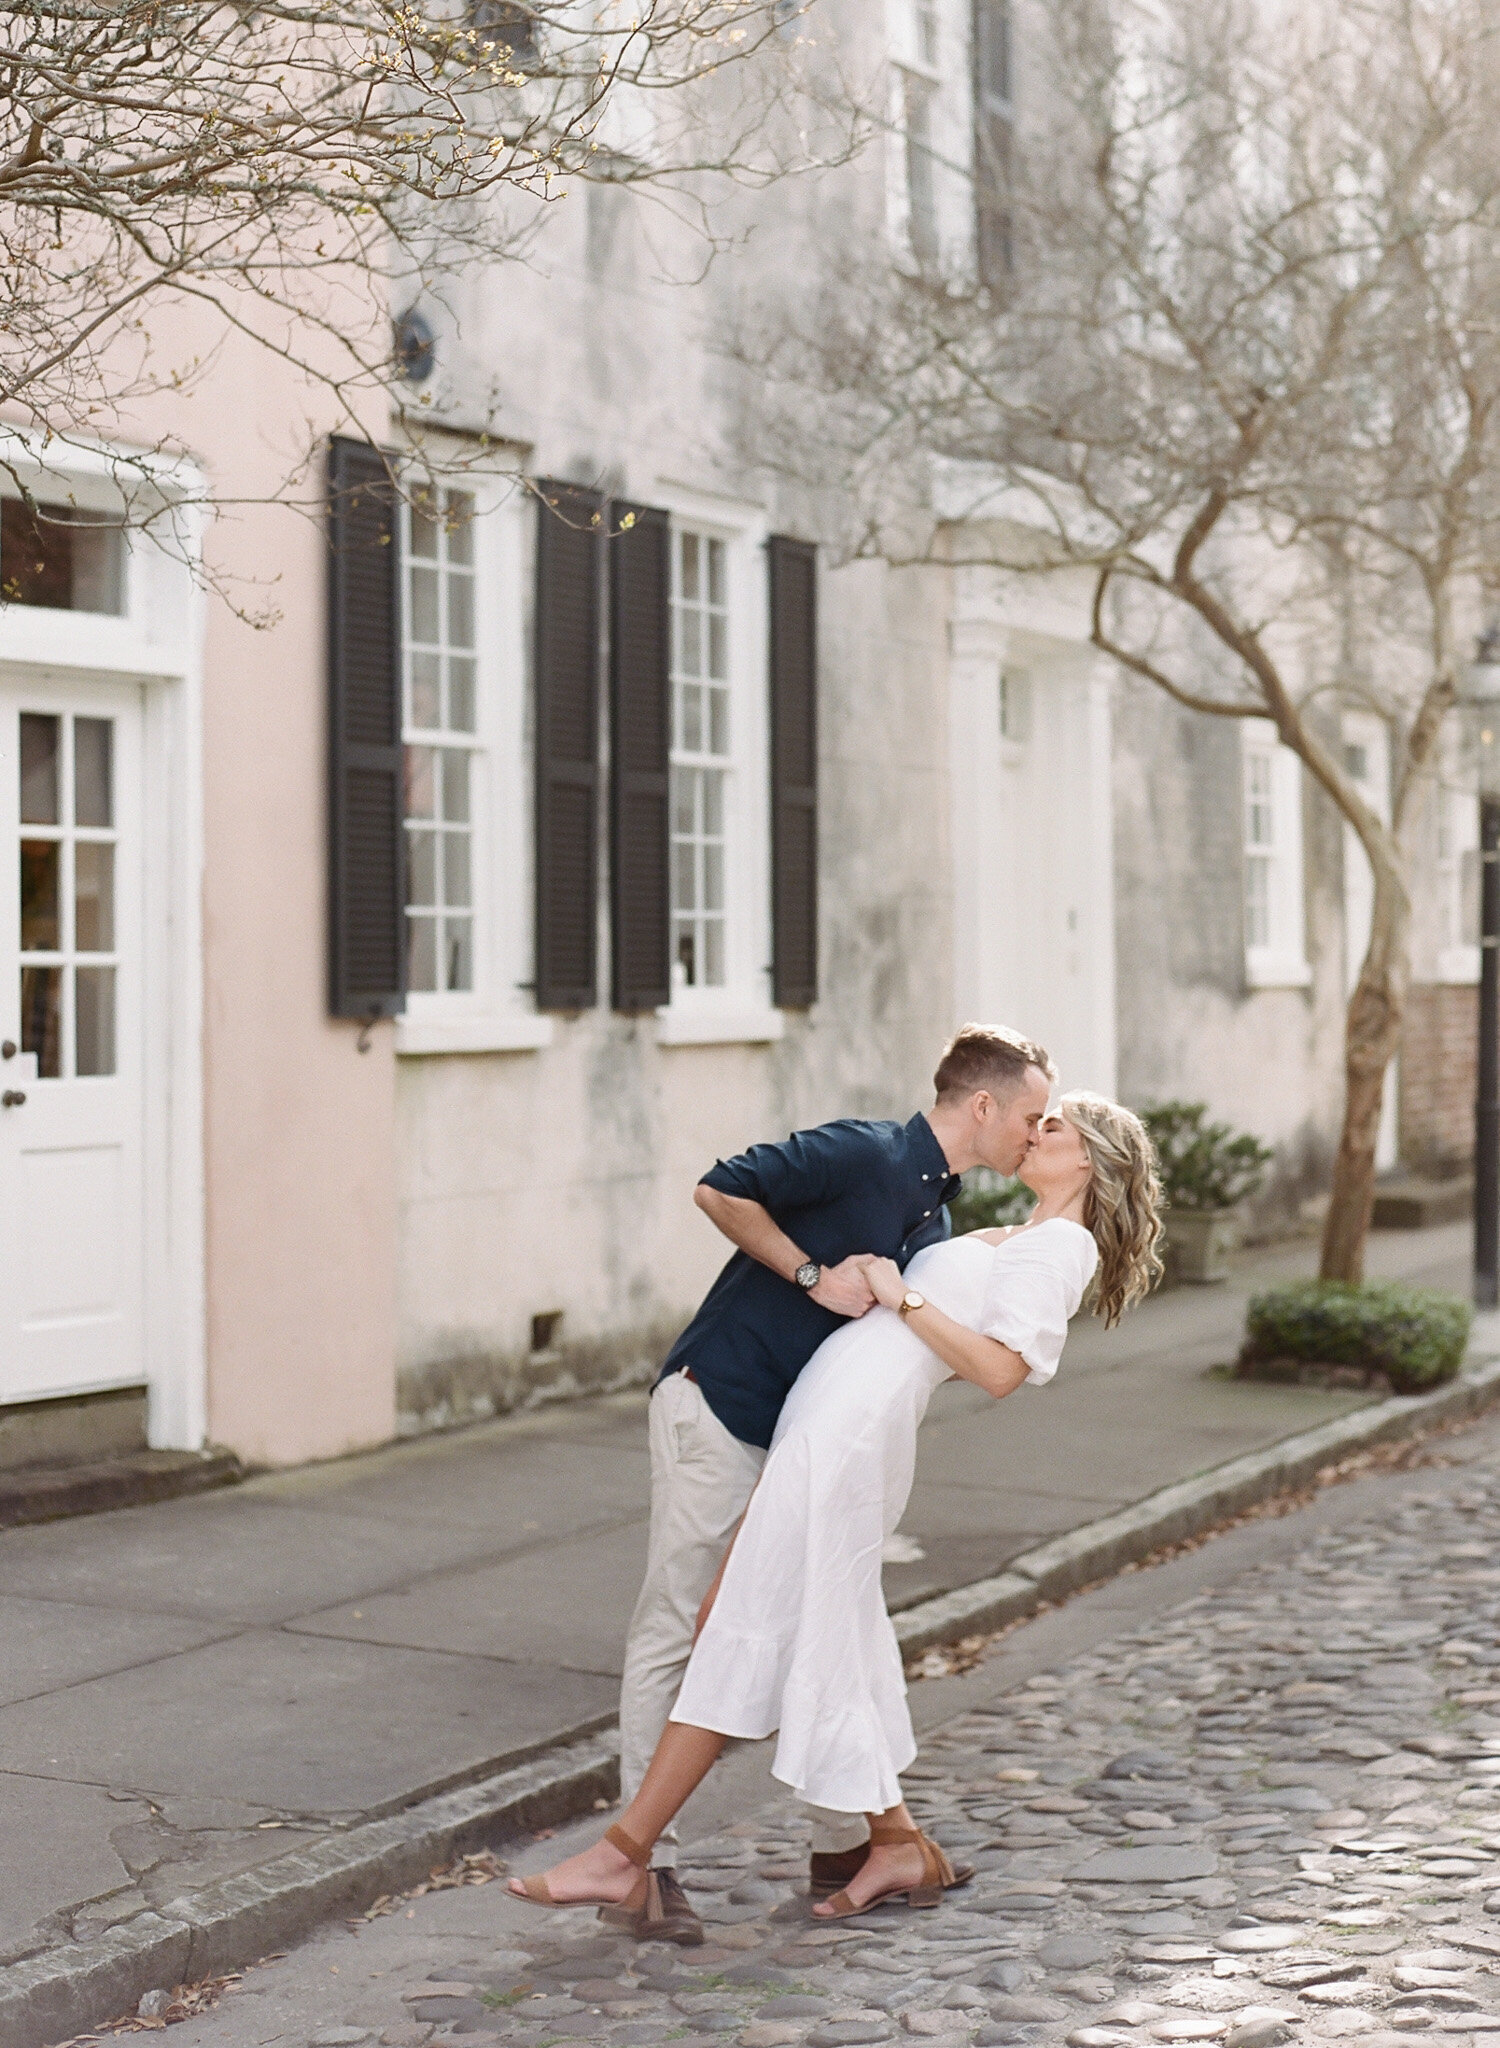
[[815, 1823, 958, 1919], [513, 1822, 655, 1915], [808, 1840, 975, 1900]]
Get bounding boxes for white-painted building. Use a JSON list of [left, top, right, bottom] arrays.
[[0, 0, 1471, 1468]]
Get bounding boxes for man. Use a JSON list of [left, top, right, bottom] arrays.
[[617, 1024, 1056, 1942]]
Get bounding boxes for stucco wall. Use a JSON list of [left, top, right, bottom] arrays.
[[119, 309, 400, 1466], [1112, 677, 1349, 1218], [393, 547, 960, 1429]]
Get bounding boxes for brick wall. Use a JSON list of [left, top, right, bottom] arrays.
[[1400, 982, 1478, 1173]]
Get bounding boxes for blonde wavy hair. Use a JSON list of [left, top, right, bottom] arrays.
[[1060, 1091, 1164, 1327]]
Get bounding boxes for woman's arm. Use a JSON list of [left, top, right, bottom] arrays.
[[860, 1256, 1031, 1400]]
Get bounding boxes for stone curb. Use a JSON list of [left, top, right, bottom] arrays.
[[8, 1347, 1500, 2047], [892, 1349, 1500, 1658], [0, 1732, 617, 2048]]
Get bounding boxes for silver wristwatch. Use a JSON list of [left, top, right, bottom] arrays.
[[794, 1260, 821, 1291]]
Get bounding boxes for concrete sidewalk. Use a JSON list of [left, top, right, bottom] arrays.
[[0, 1223, 1477, 1991]]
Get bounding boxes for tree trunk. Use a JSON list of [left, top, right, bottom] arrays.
[[1319, 869, 1410, 1284]]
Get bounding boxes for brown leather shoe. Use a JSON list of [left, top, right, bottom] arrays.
[[807, 1839, 975, 1900], [609, 1865, 705, 1944], [808, 1844, 872, 1899]]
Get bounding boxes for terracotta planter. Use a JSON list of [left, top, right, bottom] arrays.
[[1162, 1207, 1239, 1285]]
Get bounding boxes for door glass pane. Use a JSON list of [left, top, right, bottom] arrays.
[[20, 714, 59, 824], [75, 842, 114, 952], [20, 965, 61, 1078], [74, 718, 113, 827], [75, 966, 116, 1076], [20, 839, 59, 949]]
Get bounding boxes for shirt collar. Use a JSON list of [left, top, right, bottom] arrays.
[[906, 1111, 961, 1192]]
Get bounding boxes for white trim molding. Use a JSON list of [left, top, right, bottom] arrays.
[[0, 434, 206, 1451], [395, 1011, 554, 1055], [394, 451, 551, 1059], [655, 1005, 785, 1047], [1242, 717, 1313, 990]]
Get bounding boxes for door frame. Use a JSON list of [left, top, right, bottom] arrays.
[[0, 434, 206, 1449]]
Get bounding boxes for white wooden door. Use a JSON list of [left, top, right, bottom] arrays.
[[0, 681, 145, 1401]]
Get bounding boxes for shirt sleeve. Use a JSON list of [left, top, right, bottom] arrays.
[[700, 1121, 878, 1214], [980, 1227, 1097, 1386]]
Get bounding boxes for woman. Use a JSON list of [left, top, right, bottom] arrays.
[[512, 1092, 1162, 1925]]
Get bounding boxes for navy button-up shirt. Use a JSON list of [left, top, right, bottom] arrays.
[[659, 1112, 962, 1449]]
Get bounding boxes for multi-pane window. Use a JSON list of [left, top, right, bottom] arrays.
[[973, 0, 1015, 288], [905, 77, 939, 266], [18, 712, 117, 1077], [1241, 725, 1309, 984], [1243, 749, 1274, 949], [402, 487, 478, 995], [915, 0, 939, 65], [671, 529, 730, 990]]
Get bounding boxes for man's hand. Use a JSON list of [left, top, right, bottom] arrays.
[[859, 1255, 908, 1311], [809, 1254, 877, 1317]]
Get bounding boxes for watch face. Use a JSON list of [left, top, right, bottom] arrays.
[[796, 1261, 821, 1290], [903, 1290, 924, 1313]]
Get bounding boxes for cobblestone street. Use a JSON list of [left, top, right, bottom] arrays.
[[117, 1416, 1500, 2048]]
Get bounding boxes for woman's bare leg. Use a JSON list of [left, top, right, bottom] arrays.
[[811, 1799, 926, 1916], [508, 1723, 728, 1904]]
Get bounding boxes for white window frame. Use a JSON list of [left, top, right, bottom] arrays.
[[394, 462, 551, 1056], [1242, 718, 1311, 989], [654, 486, 781, 1047], [888, 0, 950, 273], [1437, 776, 1480, 985]]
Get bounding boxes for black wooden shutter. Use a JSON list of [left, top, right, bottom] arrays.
[[769, 535, 819, 1008], [327, 436, 405, 1019], [534, 480, 603, 1010], [609, 503, 671, 1011]]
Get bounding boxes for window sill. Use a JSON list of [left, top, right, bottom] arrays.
[[654, 1005, 786, 1047], [395, 1011, 554, 1056], [1438, 945, 1481, 986], [1245, 953, 1313, 990]]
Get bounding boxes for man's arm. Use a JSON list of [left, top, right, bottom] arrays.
[[694, 1184, 875, 1317]]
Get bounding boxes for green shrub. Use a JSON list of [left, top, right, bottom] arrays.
[[950, 1168, 1037, 1234], [1241, 1279, 1472, 1395], [1139, 1101, 1273, 1212]]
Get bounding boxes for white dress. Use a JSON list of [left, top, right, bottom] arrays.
[[670, 1219, 1098, 1816]]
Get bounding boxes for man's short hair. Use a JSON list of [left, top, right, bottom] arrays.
[[933, 1023, 1056, 1103]]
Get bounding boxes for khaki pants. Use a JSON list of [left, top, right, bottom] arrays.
[[618, 1369, 871, 1867]]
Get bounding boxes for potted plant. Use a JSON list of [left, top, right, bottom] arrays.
[[1139, 1102, 1274, 1285]]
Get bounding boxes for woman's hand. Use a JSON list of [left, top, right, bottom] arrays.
[[859, 1255, 907, 1311]]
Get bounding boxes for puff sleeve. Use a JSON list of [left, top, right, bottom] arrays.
[[980, 1223, 1097, 1385]]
